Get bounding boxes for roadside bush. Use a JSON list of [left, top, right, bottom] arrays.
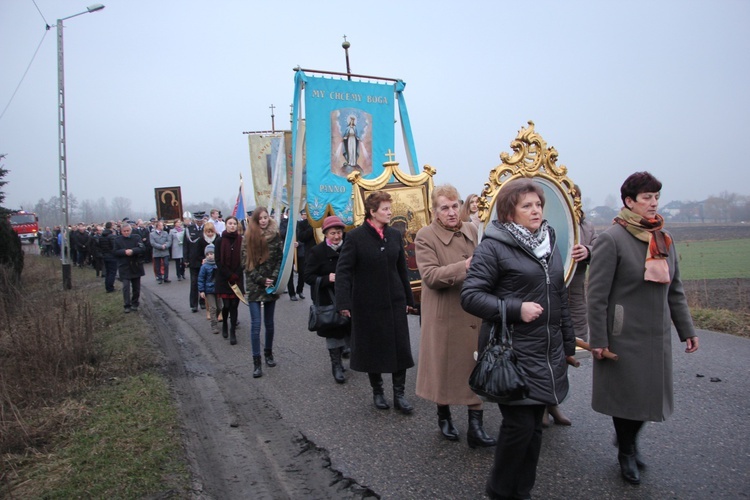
[[0, 258, 97, 453]]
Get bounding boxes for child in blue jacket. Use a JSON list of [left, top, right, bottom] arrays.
[[198, 244, 221, 335]]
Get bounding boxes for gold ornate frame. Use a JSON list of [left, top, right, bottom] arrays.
[[347, 160, 436, 304], [477, 121, 582, 283], [154, 186, 183, 222]]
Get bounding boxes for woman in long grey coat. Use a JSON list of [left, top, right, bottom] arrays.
[[415, 185, 495, 448], [588, 171, 699, 486], [336, 190, 416, 414]]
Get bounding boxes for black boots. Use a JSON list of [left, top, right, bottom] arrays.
[[264, 349, 277, 367], [229, 323, 237, 345], [328, 348, 345, 384], [368, 372, 413, 414], [618, 446, 640, 485], [613, 417, 644, 485], [437, 405, 459, 441], [368, 373, 390, 409], [392, 370, 413, 415], [222, 321, 228, 339], [252, 356, 262, 378], [467, 410, 497, 448]]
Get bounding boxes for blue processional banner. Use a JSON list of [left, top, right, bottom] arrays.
[[302, 74, 395, 225]]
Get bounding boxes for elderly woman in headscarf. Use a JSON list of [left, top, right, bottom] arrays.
[[588, 171, 698, 486]]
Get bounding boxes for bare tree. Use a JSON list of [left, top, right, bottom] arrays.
[[111, 197, 132, 221], [94, 197, 110, 222], [604, 194, 618, 209]]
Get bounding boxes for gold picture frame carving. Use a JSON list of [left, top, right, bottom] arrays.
[[478, 121, 582, 283], [347, 160, 437, 304]]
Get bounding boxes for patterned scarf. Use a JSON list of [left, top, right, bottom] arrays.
[[614, 208, 672, 283], [503, 220, 551, 260], [436, 218, 462, 233]]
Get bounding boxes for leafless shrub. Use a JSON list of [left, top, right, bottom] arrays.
[[0, 259, 98, 454]]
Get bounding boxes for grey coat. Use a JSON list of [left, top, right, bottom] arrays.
[[587, 223, 695, 422], [568, 219, 597, 340], [149, 230, 171, 258]]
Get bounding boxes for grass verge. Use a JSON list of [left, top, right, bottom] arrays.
[[689, 307, 750, 339], [1, 256, 189, 498]]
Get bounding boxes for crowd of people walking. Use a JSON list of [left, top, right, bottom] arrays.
[[35, 170, 700, 498]]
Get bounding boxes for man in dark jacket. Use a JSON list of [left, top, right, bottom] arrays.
[[133, 219, 152, 264], [112, 223, 145, 313], [183, 212, 206, 312], [70, 223, 89, 268], [100, 221, 118, 293]]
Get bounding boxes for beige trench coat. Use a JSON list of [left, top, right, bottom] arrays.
[[415, 221, 482, 406], [588, 224, 695, 422]]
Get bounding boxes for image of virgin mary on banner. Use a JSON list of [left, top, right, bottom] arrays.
[[299, 73, 397, 225]]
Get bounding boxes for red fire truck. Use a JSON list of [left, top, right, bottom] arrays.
[[9, 211, 39, 243]]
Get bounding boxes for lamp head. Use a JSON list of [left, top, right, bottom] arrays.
[[87, 4, 105, 13]]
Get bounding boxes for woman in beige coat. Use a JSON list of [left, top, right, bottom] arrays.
[[415, 185, 495, 447], [588, 171, 699, 486]]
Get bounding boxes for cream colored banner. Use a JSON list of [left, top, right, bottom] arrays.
[[248, 133, 282, 208]]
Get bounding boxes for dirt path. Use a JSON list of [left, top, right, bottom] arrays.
[[143, 289, 377, 499]]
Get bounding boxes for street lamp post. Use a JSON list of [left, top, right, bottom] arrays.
[[57, 3, 105, 289]]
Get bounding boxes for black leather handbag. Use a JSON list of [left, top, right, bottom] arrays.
[[308, 277, 350, 332], [469, 299, 529, 403]]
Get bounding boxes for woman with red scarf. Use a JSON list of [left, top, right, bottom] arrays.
[[214, 216, 243, 345], [588, 171, 699, 486]]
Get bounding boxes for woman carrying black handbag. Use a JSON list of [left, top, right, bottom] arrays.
[[303, 215, 351, 384], [461, 179, 576, 500]]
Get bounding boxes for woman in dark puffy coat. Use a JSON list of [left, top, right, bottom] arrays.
[[461, 179, 576, 500], [304, 215, 351, 384]]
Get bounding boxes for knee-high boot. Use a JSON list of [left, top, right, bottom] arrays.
[[328, 348, 345, 384], [221, 319, 229, 339], [467, 409, 497, 448], [437, 405, 459, 441], [368, 373, 389, 410], [392, 370, 413, 415]]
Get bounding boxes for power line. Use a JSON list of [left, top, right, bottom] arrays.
[[31, 0, 50, 27], [0, 30, 49, 122]]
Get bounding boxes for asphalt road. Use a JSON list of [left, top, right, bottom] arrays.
[[139, 271, 749, 500]]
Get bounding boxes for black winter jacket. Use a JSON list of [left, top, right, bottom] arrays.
[[304, 239, 350, 339], [460, 221, 575, 406], [99, 229, 116, 259]]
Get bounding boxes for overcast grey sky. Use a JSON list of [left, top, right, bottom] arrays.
[[1, 0, 748, 216]]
